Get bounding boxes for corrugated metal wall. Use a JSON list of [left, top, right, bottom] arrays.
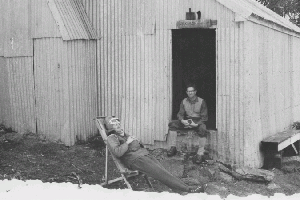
[[81, 0, 222, 145], [292, 37, 300, 121], [0, 57, 10, 126], [0, 0, 98, 145], [0, 0, 35, 132], [4, 0, 33, 57], [241, 21, 300, 167], [214, 19, 300, 167], [0, 0, 5, 56], [34, 38, 97, 145], [211, 5, 246, 166], [4, 57, 36, 133]]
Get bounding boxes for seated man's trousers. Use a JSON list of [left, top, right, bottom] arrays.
[[167, 120, 207, 155]]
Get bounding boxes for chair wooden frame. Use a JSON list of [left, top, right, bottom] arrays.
[[95, 116, 153, 189]]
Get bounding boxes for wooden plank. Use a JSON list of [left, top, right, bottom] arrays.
[[176, 19, 217, 29], [262, 130, 300, 144], [278, 133, 300, 151]]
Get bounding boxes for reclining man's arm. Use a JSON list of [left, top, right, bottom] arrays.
[[107, 135, 129, 158]]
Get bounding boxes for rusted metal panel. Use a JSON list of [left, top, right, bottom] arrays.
[[4, 0, 33, 57], [31, 0, 61, 38], [34, 38, 97, 146], [4, 57, 36, 133], [47, 0, 98, 40]]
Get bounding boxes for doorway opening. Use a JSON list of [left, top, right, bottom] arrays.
[[172, 29, 216, 130]]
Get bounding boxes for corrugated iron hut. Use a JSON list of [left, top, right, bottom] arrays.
[[81, 0, 300, 168], [1, 0, 300, 168]]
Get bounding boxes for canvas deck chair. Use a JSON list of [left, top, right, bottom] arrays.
[[95, 116, 153, 190]]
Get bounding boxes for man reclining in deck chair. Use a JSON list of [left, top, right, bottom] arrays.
[[104, 116, 206, 194]]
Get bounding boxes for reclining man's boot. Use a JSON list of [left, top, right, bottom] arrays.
[[167, 146, 177, 157]]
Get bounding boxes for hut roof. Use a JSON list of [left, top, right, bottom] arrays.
[[48, 0, 98, 40], [217, 0, 300, 33]]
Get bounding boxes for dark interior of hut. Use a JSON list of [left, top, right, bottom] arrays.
[[172, 29, 216, 130]]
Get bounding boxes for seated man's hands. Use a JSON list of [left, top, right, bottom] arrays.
[[189, 120, 199, 127], [181, 119, 199, 128], [181, 119, 190, 126], [126, 136, 135, 144]]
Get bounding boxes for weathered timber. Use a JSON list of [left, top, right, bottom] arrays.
[[218, 163, 274, 182], [176, 19, 217, 29], [261, 130, 300, 169], [262, 130, 300, 151]]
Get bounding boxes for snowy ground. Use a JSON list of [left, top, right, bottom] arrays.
[[1, 180, 300, 200]]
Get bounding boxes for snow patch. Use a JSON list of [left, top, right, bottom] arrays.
[[1, 180, 300, 200]]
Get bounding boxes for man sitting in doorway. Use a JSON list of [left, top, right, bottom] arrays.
[[167, 83, 209, 164], [104, 116, 206, 194]]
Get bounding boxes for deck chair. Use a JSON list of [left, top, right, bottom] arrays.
[[95, 116, 153, 190]]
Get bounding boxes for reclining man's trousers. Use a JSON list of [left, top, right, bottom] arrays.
[[128, 154, 190, 192]]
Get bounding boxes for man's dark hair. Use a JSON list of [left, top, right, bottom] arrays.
[[186, 83, 197, 91]]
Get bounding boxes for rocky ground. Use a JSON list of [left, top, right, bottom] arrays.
[[1, 126, 300, 198]]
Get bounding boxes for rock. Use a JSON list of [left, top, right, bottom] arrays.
[[0, 135, 5, 143], [186, 169, 211, 183], [267, 183, 281, 190], [208, 168, 216, 175], [281, 160, 300, 173], [283, 156, 300, 163], [38, 134, 47, 141], [281, 165, 296, 173], [208, 182, 228, 192], [151, 148, 164, 157], [3, 132, 23, 143], [219, 172, 234, 182]]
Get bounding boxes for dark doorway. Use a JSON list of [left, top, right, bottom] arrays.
[[172, 29, 216, 130]]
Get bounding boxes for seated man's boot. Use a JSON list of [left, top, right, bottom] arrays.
[[167, 146, 177, 157], [202, 152, 211, 160], [192, 154, 205, 164]]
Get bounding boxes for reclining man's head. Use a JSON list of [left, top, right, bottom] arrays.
[[104, 116, 124, 136]]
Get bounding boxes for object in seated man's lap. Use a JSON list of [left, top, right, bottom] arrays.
[[184, 119, 198, 129]]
